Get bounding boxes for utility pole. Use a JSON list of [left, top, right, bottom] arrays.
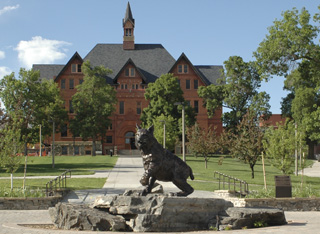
[[174, 102, 186, 162], [39, 124, 42, 157], [52, 120, 55, 168], [159, 120, 166, 149]]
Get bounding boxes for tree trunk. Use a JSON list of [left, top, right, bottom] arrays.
[[250, 164, 254, 179], [92, 137, 96, 156], [204, 155, 208, 169], [23, 143, 28, 191], [73, 137, 75, 156]]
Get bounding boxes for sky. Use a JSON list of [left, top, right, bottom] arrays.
[[0, 0, 319, 114]]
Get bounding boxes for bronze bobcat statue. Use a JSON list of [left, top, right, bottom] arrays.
[[135, 125, 194, 196]]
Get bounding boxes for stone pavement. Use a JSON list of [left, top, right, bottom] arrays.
[[1, 156, 320, 233]]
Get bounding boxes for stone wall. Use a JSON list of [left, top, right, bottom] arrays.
[[0, 196, 62, 210], [245, 197, 320, 211]]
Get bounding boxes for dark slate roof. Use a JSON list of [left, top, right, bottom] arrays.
[[195, 65, 223, 85], [84, 44, 176, 83], [32, 64, 64, 81], [32, 44, 222, 86]]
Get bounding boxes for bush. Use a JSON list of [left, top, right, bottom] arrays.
[[0, 187, 46, 198]]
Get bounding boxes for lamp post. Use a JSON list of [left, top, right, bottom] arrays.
[[174, 102, 186, 162], [49, 119, 55, 168], [159, 120, 166, 149], [39, 124, 42, 157]]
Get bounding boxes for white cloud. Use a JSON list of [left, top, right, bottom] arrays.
[[15, 36, 71, 68], [0, 51, 5, 59], [0, 4, 20, 16], [0, 67, 12, 79]]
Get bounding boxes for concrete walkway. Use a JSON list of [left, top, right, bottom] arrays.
[[300, 160, 320, 177]]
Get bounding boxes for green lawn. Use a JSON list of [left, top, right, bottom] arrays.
[[185, 155, 320, 197], [0, 155, 117, 197], [0, 155, 118, 177]]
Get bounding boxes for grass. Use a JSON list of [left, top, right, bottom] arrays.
[[0, 155, 118, 177], [0, 155, 117, 197], [185, 154, 320, 197]]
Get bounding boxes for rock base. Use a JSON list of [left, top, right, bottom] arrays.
[[49, 194, 287, 232]]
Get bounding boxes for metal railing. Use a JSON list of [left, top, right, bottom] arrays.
[[46, 170, 71, 197], [214, 171, 249, 197]]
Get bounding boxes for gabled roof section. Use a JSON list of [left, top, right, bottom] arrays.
[[123, 2, 134, 26], [195, 65, 223, 85], [84, 44, 176, 83], [54, 52, 83, 81], [169, 53, 212, 86], [33, 64, 64, 81], [113, 58, 147, 83]]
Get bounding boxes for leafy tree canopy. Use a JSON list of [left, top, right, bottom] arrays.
[[0, 68, 67, 152], [141, 73, 196, 140], [71, 60, 117, 155], [255, 6, 320, 144], [198, 56, 270, 132]]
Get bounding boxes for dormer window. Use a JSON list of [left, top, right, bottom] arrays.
[[125, 68, 135, 77], [71, 64, 81, 73], [178, 64, 188, 74]]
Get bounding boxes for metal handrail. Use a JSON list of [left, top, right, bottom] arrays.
[[46, 170, 71, 197], [214, 171, 249, 197]]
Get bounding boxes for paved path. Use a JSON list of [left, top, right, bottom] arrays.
[[1, 210, 320, 234], [300, 160, 320, 177]]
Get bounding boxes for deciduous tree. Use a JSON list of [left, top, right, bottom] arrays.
[[198, 56, 270, 133], [141, 73, 196, 144], [72, 61, 117, 156]]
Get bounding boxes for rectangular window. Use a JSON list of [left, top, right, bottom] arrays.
[[194, 80, 198, 89], [106, 136, 112, 144], [194, 100, 199, 114], [132, 84, 135, 89], [74, 146, 80, 155], [71, 64, 81, 73], [61, 146, 68, 155], [186, 100, 191, 106], [177, 79, 180, 87], [130, 68, 135, 77], [136, 84, 139, 89], [79, 79, 83, 84], [120, 101, 124, 114], [108, 124, 113, 130], [69, 79, 74, 89], [61, 124, 68, 137], [71, 64, 77, 73], [137, 102, 141, 115], [178, 65, 182, 73], [61, 79, 66, 89], [69, 100, 74, 113], [186, 80, 190, 89], [184, 64, 188, 73], [125, 84, 128, 89], [125, 68, 129, 77]]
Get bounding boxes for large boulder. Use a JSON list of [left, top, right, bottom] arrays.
[[93, 194, 234, 232], [219, 207, 287, 230], [49, 202, 126, 231]]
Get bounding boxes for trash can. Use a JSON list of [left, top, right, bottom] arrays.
[[275, 175, 292, 198], [110, 149, 113, 157]]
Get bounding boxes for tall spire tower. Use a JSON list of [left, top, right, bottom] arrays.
[[123, 2, 135, 50]]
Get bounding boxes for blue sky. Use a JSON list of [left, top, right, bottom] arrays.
[[0, 0, 319, 114]]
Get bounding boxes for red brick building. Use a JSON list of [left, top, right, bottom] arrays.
[[33, 2, 223, 155]]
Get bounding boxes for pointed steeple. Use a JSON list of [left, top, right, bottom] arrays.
[[123, 2, 134, 26], [123, 2, 135, 50]]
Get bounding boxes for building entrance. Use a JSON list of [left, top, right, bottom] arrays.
[[125, 131, 137, 150]]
